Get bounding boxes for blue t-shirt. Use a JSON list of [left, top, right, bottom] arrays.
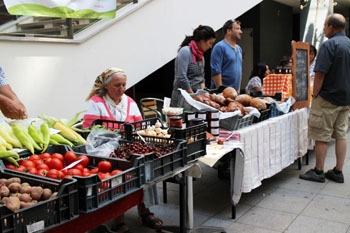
[[210, 40, 242, 90], [0, 66, 9, 87]]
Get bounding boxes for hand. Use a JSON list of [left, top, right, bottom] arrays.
[[1, 97, 27, 119]]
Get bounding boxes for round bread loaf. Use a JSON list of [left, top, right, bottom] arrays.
[[223, 87, 238, 100], [250, 98, 267, 110], [235, 94, 252, 106]]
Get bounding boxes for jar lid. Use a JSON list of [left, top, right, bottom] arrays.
[[197, 110, 207, 114], [207, 109, 219, 113], [169, 116, 182, 120], [184, 110, 195, 114]]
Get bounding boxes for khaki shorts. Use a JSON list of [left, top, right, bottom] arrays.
[[308, 95, 349, 142]]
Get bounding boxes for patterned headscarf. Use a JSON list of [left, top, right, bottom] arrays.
[[86, 67, 126, 100]]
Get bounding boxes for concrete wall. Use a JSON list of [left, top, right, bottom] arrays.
[[0, 0, 261, 120]]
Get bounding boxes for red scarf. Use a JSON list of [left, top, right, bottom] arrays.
[[189, 40, 204, 64]]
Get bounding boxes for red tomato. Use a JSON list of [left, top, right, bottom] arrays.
[[77, 155, 89, 167], [83, 168, 90, 173], [40, 153, 51, 160], [111, 169, 123, 176], [26, 167, 37, 175], [82, 172, 91, 177], [33, 160, 44, 167], [47, 169, 60, 179], [15, 165, 26, 172], [64, 151, 77, 165], [67, 168, 82, 176], [64, 175, 73, 179], [90, 168, 98, 174], [44, 158, 52, 166], [5, 164, 16, 170], [22, 160, 35, 168], [101, 173, 111, 180], [37, 169, 48, 177], [52, 153, 64, 162], [36, 163, 49, 170], [73, 164, 84, 172], [57, 170, 65, 180], [29, 154, 41, 161], [98, 161, 112, 173], [48, 158, 64, 170]]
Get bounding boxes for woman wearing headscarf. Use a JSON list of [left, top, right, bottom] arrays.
[[170, 25, 216, 107], [83, 68, 162, 232], [83, 68, 142, 128]]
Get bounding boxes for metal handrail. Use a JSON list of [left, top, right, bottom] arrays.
[[0, 0, 138, 39]]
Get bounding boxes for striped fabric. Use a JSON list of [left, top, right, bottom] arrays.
[[83, 94, 142, 128], [262, 74, 292, 100]]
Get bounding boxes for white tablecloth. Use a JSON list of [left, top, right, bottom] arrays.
[[237, 108, 308, 193]]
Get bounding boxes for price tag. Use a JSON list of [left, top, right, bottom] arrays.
[[111, 177, 122, 188], [26, 220, 45, 233], [87, 187, 92, 196]]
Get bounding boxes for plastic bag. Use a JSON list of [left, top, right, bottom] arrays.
[[85, 128, 121, 158]]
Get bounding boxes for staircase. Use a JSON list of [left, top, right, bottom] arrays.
[[0, 0, 132, 38]]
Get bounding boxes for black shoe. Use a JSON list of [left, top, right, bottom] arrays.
[[299, 169, 325, 183], [325, 168, 344, 183]]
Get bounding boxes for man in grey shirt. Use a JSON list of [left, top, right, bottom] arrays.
[[300, 14, 350, 183], [0, 66, 27, 119]]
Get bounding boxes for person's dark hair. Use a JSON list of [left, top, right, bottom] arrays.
[[310, 45, 317, 57], [179, 25, 216, 50], [223, 19, 241, 34], [279, 56, 292, 67], [327, 14, 346, 30], [250, 62, 268, 82]]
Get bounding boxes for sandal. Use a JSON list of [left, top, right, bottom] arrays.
[[140, 212, 163, 230], [110, 222, 131, 233]]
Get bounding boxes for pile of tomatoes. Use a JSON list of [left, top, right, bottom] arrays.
[[5, 151, 122, 181]]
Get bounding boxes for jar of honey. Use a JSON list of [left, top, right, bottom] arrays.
[[169, 117, 183, 128]]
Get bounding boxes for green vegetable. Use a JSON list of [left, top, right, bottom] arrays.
[[11, 124, 35, 154], [49, 138, 60, 145], [40, 123, 50, 152], [50, 134, 73, 147], [28, 123, 45, 145], [4, 156, 19, 167], [66, 110, 87, 128]]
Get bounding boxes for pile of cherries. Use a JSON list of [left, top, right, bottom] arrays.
[[110, 142, 175, 159]]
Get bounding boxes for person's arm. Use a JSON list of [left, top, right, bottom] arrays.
[[200, 82, 205, 89], [175, 48, 193, 93], [313, 71, 326, 97], [210, 45, 224, 88], [212, 74, 222, 87], [0, 93, 27, 119]]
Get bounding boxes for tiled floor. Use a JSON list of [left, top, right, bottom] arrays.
[[114, 133, 350, 233]]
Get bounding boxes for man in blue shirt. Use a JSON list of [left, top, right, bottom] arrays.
[[300, 14, 350, 183], [210, 19, 243, 91], [0, 66, 27, 119]]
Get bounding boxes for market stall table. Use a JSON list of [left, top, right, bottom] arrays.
[[200, 108, 309, 219]]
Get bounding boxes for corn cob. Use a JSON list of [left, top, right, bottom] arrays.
[[0, 126, 22, 148], [54, 121, 78, 142]]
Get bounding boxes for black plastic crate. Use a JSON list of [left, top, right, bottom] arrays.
[[127, 118, 206, 163], [253, 107, 272, 123], [124, 135, 186, 183], [220, 114, 254, 131], [0, 168, 78, 233], [8, 145, 144, 214]]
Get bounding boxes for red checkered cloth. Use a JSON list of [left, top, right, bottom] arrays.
[[263, 74, 292, 100]]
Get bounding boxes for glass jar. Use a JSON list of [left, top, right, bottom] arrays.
[[196, 110, 207, 121], [169, 117, 183, 128]]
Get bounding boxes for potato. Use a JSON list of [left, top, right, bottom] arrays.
[[21, 182, 30, 187], [0, 186, 10, 197], [20, 185, 32, 194], [8, 183, 21, 193], [10, 193, 21, 198], [42, 189, 52, 200], [0, 197, 9, 205], [5, 178, 21, 186], [20, 201, 36, 209], [19, 193, 32, 203], [30, 187, 43, 201], [49, 192, 58, 199], [5, 196, 20, 212], [0, 179, 7, 186]]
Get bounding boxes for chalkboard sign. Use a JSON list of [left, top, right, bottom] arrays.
[[292, 41, 310, 109]]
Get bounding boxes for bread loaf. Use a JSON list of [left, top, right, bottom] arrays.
[[223, 87, 238, 100], [249, 98, 267, 110], [235, 94, 252, 106], [209, 94, 226, 105], [227, 101, 244, 112]]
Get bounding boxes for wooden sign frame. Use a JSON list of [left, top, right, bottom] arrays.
[[291, 41, 311, 110]]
